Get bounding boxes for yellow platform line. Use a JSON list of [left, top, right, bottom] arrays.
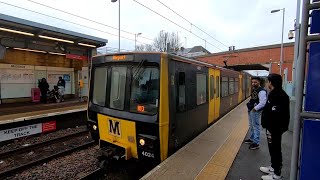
[[195, 111, 249, 180], [0, 105, 87, 123]]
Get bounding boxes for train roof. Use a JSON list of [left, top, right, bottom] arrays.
[[92, 51, 251, 75]]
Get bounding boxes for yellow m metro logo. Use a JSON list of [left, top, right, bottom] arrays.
[[108, 119, 121, 137]]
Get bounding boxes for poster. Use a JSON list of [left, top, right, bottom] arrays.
[[0, 69, 34, 83]]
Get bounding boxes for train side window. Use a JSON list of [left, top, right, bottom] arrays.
[[196, 73, 207, 105], [210, 75, 214, 100], [235, 78, 239, 93], [92, 67, 108, 106], [177, 72, 186, 112], [221, 76, 228, 97], [243, 77, 246, 92], [229, 78, 235, 95], [110, 66, 127, 110], [216, 76, 220, 98]]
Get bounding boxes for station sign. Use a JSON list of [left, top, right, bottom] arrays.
[[66, 54, 88, 61], [42, 121, 56, 133], [0, 121, 56, 142]]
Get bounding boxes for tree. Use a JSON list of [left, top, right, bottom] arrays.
[[135, 44, 154, 51], [153, 31, 182, 52], [145, 44, 154, 51], [135, 44, 145, 51]]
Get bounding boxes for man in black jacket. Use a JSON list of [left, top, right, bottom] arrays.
[[260, 73, 290, 180]]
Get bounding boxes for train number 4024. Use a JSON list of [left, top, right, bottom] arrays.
[[142, 151, 154, 158]]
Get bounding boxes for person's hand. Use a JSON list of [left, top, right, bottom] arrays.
[[251, 108, 257, 112]]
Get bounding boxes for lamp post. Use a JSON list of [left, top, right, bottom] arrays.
[[271, 8, 285, 76], [135, 33, 142, 51], [111, 0, 120, 52]]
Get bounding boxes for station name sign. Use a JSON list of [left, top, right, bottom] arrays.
[[10, 64, 26, 69]]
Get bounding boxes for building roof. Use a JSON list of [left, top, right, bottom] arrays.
[[0, 13, 108, 47], [188, 46, 211, 54], [176, 45, 211, 57]]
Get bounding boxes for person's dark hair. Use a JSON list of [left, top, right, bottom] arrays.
[[267, 73, 282, 89], [59, 76, 62, 79], [251, 76, 261, 82]]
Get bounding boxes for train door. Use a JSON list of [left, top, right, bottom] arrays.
[[238, 73, 243, 103], [208, 68, 215, 124], [214, 69, 220, 120]]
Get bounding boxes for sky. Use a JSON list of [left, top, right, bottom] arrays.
[[0, 0, 297, 55]]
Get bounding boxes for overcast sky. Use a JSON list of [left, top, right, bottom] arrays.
[[1, 0, 296, 54]]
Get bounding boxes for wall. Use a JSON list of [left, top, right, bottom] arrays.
[[0, 49, 89, 103], [0, 63, 74, 99]]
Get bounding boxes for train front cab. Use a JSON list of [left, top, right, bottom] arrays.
[[88, 53, 169, 166]]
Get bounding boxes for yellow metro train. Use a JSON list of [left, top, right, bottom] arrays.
[[87, 52, 251, 166]]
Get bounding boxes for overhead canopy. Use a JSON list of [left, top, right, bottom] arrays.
[[224, 64, 269, 71], [0, 13, 108, 48]]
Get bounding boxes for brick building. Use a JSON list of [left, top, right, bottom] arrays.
[[196, 42, 295, 81]]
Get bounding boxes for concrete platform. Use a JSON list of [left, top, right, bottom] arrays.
[[226, 128, 293, 179], [141, 100, 249, 180], [0, 100, 87, 125], [141, 98, 293, 180]]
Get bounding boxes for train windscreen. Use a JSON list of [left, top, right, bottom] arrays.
[[91, 64, 160, 115], [130, 66, 159, 115]]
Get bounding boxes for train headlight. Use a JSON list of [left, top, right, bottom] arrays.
[[139, 139, 145, 146], [93, 125, 97, 131]]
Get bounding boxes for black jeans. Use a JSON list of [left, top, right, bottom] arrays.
[[266, 129, 283, 176]]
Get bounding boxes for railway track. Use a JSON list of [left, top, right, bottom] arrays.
[[0, 130, 89, 159], [0, 130, 96, 178], [78, 168, 104, 180]]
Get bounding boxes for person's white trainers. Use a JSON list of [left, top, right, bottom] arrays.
[[261, 174, 282, 180], [260, 166, 274, 174]]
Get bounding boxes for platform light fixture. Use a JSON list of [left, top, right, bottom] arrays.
[[48, 52, 66, 56], [78, 43, 96, 48], [0, 27, 34, 36], [38, 35, 74, 44], [13, 48, 46, 53]]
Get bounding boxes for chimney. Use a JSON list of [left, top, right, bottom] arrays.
[[228, 46, 235, 51]]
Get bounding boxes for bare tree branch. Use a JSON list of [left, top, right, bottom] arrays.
[[153, 31, 182, 52], [145, 44, 154, 51], [135, 44, 145, 51]]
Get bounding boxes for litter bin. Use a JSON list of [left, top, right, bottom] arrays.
[[31, 88, 40, 102]]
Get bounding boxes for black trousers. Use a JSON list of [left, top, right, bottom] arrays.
[[266, 129, 283, 176], [40, 90, 47, 103]]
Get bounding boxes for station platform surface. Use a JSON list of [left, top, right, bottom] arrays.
[[141, 100, 293, 180], [0, 99, 87, 124]]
